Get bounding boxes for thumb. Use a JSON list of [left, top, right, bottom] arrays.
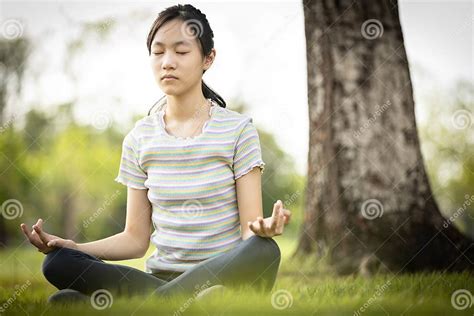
[[47, 239, 60, 247]]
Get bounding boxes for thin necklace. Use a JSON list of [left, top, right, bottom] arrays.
[[164, 99, 212, 138]]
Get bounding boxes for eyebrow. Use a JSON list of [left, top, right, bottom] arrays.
[[152, 40, 191, 47]]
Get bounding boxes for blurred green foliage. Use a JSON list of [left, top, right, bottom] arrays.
[[0, 99, 306, 248], [419, 80, 474, 238]]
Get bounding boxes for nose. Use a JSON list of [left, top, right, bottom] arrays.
[[161, 52, 177, 70]]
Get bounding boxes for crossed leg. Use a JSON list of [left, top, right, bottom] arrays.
[[154, 234, 281, 297], [42, 235, 281, 299], [42, 246, 168, 298]]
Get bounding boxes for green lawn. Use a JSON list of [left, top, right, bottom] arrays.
[[1, 236, 473, 315]]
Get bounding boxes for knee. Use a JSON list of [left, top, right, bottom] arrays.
[[42, 247, 73, 282], [266, 237, 281, 264], [249, 235, 281, 264]]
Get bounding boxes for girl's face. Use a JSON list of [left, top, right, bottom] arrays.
[[149, 19, 214, 97]]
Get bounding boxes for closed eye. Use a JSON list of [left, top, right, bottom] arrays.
[[152, 52, 189, 55]]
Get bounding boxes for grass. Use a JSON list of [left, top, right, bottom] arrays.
[[1, 235, 473, 315]]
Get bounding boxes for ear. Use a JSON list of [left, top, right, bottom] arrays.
[[203, 48, 216, 71]]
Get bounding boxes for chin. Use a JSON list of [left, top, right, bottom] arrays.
[[160, 86, 187, 96]]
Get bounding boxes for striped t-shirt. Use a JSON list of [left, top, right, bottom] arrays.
[[114, 98, 266, 273]]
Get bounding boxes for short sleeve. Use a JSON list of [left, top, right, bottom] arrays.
[[233, 118, 266, 180], [114, 130, 148, 189]]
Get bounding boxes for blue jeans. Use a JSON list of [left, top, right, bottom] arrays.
[[42, 235, 281, 298]]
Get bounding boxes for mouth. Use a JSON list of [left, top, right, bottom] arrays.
[[162, 75, 178, 80]]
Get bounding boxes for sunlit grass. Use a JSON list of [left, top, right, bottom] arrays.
[[1, 236, 473, 315]]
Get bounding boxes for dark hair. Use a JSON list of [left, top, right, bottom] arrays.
[[146, 4, 226, 115]]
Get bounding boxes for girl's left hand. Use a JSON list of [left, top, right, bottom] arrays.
[[248, 200, 292, 238]]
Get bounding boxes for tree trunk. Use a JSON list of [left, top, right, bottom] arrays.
[[296, 0, 474, 275]]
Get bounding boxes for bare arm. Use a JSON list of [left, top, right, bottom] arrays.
[[236, 167, 264, 240], [236, 167, 292, 240], [77, 187, 152, 260], [21, 187, 152, 261], [75, 232, 146, 261]]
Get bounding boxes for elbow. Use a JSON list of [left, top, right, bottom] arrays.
[[124, 231, 150, 259], [131, 246, 147, 259], [134, 242, 149, 259], [133, 252, 145, 259], [139, 240, 151, 258]]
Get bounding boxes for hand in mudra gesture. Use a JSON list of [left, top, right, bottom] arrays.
[[20, 218, 78, 254], [248, 200, 292, 238]]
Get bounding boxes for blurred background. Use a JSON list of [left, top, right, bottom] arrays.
[[0, 0, 472, 256]]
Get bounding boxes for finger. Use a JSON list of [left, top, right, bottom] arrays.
[[33, 223, 50, 245], [249, 219, 260, 234], [21, 223, 44, 249], [21, 223, 37, 242], [35, 218, 47, 235], [258, 217, 267, 235], [248, 221, 256, 234], [31, 219, 40, 233], [271, 201, 278, 218], [274, 200, 285, 228], [20, 223, 28, 234], [47, 239, 59, 247], [272, 200, 283, 219], [282, 209, 292, 224], [272, 200, 281, 224], [277, 211, 285, 234], [31, 228, 38, 239], [274, 208, 283, 234], [278, 207, 285, 228], [271, 207, 280, 231], [20, 223, 32, 240], [250, 220, 262, 235]]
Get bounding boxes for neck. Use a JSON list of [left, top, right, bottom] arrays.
[[165, 88, 209, 122]]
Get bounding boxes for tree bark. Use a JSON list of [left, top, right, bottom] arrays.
[[297, 0, 474, 274]]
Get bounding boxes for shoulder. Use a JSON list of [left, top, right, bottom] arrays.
[[127, 114, 161, 138], [119, 114, 160, 151], [213, 106, 255, 132]]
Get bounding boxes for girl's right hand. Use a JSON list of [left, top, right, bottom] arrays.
[[20, 218, 78, 254]]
